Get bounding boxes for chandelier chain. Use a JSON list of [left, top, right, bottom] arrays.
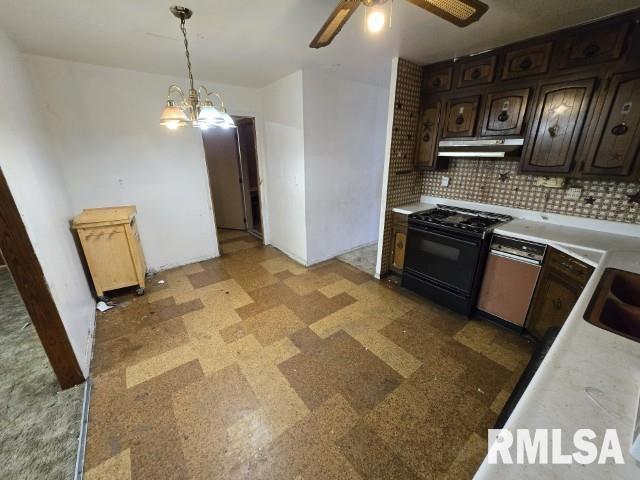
[[179, 17, 194, 92]]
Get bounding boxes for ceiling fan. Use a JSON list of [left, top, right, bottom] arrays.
[[310, 0, 489, 49]]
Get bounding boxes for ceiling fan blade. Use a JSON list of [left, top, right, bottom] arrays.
[[309, 0, 361, 49], [405, 0, 488, 27]]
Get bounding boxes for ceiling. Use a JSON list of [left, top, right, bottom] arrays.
[[0, 0, 638, 88]]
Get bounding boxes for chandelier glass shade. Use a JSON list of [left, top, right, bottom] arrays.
[[160, 6, 235, 130]]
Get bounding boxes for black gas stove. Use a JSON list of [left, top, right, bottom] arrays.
[[409, 205, 512, 238], [402, 205, 513, 315]]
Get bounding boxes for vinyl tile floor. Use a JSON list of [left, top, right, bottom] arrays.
[[338, 243, 378, 276], [0, 267, 84, 480], [84, 232, 534, 479]]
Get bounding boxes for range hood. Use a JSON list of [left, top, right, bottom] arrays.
[[437, 138, 524, 158]]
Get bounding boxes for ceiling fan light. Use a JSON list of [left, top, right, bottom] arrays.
[[367, 10, 386, 33]]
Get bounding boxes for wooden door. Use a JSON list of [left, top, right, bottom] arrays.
[[582, 71, 640, 178], [202, 128, 247, 230], [521, 78, 595, 174], [442, 96, 480, 138], [424, 67, 452, 94], [502, 42, 553, 80], [415, 100, 442, 168], [526, 267, 580, 340], [558, 22, 631, 70], [455, 56, 497, 88], [479, 88, 530, 137]]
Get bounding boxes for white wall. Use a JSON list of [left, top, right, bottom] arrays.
[[25, 55, 265, 272], [260, 71, 308, 264], [302, 70, 388, 264], [0, 30, 95, 376]]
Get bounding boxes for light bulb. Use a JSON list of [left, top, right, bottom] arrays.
[[367, 10, 385, 33], [166, 120, 180, 130]]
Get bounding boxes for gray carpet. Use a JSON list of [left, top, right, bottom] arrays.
[[0, 266, 84, 479]]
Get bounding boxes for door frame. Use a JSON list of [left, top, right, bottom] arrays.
[[0, 167, 84, 389], [235, 116, 264, 237]]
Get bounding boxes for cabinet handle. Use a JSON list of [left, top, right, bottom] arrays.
[[583, 43, 600, 58], [397, 240, 404, 249], [455, 114, 465, 125], [470, 69, 481, 80], [611, 123, 628, 136], [432, 77, 442, 88], [519, 57, 532, 70], [497, 111, 510, 122], [548, 125, 559, 137], [552, 298, 563, 310]]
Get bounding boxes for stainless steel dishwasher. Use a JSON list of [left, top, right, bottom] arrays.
[[477, 235, 546, 329]]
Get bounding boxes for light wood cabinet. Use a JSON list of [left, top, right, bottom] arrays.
[[390, 212, 408, 275], [525, 248, 593, 340], [73, 206, 146, 298]]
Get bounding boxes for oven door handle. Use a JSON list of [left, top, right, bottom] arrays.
[[408, 225, 480, 247]]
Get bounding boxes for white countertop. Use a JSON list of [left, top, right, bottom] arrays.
[[392, 202, 434, 215], [393, 199, 640, 477], [478, 214, 640, 477]]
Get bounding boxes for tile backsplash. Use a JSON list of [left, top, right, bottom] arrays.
[[421, 159, 640, 224]]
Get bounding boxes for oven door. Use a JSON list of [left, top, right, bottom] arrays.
[[404, 224, 482, 294]]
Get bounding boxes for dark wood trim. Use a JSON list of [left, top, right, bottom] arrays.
[[0, 168, 84, 389]]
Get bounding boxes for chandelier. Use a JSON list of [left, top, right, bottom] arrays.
[[160, 6, 235, 130]]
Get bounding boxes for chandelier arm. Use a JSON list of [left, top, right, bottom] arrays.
[[167, 84, 186, 102]]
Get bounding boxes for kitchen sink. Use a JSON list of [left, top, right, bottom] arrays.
[[585, 269, 640, 343]]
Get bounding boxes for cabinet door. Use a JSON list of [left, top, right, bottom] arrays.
[[582, 71, 640, 178], [391, 229, 407, 273], [424, 67, 452, 93], [415, 101, 442, 168], [455, 56, 497, 88], [502, 42, 553, 80], [521, 79, 595, 174], [526, 268, 580, 340], [479, 88, 530, 137], [442, 96, 480, 138], [558, 22, 631, 70]]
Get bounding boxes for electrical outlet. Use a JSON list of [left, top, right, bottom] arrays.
[[441, 176, 450, 187], [565, 187, 583, 201], [533, 176, 566, 188]]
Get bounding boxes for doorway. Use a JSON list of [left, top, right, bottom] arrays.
[[202, 117, 263, 251]]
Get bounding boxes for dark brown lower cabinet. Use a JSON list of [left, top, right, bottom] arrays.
[[390, 212, 408, 275], [525, 248, 594, 340]]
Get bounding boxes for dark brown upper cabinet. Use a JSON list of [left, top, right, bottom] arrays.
[[502, 42, 553, 80], [479, 88, 530, 137], [424, 66, 452, 93], [558, 22, 631, 70], [521, 78, 596, 174], [455, 56, 497, 88], [581, 71, 640, 179], [415, 100, 443, 169], [442, 96, 480, 138]]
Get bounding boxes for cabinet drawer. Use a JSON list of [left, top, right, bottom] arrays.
[[442, 96, 480, 138], [479, 88, 530, 137], [582, 71, 640, 178], [424, 67, 452, 93], [546, 248, 593, 286], [455, 56, 497, 88], [502, 42, 553, 80], [559, 22, 631, 69]]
